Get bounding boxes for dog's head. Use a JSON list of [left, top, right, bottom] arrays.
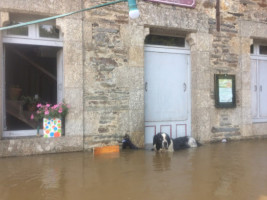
[[188, 137, 197, 148], [153, 132, 171, 151], [122, 134, 138, 149]]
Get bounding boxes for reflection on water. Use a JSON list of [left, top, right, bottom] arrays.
[[1, 140, 267, 200]]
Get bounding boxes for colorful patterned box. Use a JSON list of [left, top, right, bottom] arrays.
[[43, 118, 62, 138]]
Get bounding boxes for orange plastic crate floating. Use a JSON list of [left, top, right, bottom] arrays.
[[93, 145, 120, 155]]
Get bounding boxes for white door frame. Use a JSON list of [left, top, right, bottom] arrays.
[[251, 42, 267, 123], [144, 44, 191, 144]]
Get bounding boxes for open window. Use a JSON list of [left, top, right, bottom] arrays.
[[2, 14, 63, 137]]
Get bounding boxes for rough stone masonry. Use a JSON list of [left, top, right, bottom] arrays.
[[0, 0, 267, 156]]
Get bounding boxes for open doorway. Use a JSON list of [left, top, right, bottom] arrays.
[[4, 44, 62, 132]]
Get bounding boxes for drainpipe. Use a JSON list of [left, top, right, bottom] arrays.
[[81, 0, 85, 150], [216, 0, 220, 32]]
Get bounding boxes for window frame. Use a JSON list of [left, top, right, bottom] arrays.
[[251, 42, 267, 56], [1, 21, 64, 137], [3, 23, 63, 47]]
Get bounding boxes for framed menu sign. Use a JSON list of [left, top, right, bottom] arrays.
[[145, 0, 196, 8], [214, 74, 236, 108]]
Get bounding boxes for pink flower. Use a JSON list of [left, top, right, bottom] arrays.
[[32, 102, 69, 120], [58, 108, 63, 113], [52, 104, 59, 109], [30, 114, 34, 120]]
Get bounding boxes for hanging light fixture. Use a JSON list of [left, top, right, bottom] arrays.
[[128, 0, 140, 19]]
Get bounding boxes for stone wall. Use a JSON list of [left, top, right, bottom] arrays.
[[0, 136, 83, 157], [81, 0, 213, 147], [188, 32, 213, 142], [0, 0, 82, 15], [240, 20, 267, 138], [57, 15, 84, 138], [0, 1, 85, 156], [208, 4, 244, 141], [203, 0, 267, 142], [82, 1, 146, 148], [1, 0, 267, 156], [0, 0, 84, 138]]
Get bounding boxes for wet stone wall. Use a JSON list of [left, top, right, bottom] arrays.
[[0, 136, 83, 157]]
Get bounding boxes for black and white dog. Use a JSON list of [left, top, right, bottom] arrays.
[[153, 132, 198, 152]]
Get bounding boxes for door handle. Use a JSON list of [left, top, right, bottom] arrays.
[[183, 83, 187, 92], [260, 85, 262, 92], [145, 82, 148, 92]]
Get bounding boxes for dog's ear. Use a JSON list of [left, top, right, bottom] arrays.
[[124, 134, 130, 140]]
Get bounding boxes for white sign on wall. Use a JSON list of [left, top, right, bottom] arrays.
[[145, 0, 196, 8]]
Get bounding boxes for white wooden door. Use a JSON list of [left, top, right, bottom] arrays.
[[251, 58, 267, 121], [259, 60, 267, 117], [144, 46, 191, 144]]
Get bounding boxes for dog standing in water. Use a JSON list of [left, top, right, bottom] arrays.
[[153, 132, 198, 152]]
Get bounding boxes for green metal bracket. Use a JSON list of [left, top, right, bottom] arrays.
[[0, 0, 128, 31]]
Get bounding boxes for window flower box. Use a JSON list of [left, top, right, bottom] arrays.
[[31, 102, 69, 137]]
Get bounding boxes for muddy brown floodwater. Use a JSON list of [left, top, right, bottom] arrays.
[[1, 140, 267, 200]]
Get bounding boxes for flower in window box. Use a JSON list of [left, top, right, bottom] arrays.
[[31, 102, 69, 137], [31, 102, 69, 120]]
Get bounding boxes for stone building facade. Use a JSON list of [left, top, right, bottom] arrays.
[[0, 0, 267, 156]]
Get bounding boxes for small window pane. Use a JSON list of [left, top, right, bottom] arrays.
[[259, 45, 267, 55], [145, 35, 185, 47], [250, 45, 254, 54], [39, 24, 59, 39], [6, 21, 28, 36]]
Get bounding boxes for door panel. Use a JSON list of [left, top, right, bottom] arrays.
[[259, 60, 267, 117], [251, 59, 258, 118], [145, 51, 188, 121]]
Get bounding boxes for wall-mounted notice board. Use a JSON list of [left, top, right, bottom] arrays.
[[214, 74, 236, 108]]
